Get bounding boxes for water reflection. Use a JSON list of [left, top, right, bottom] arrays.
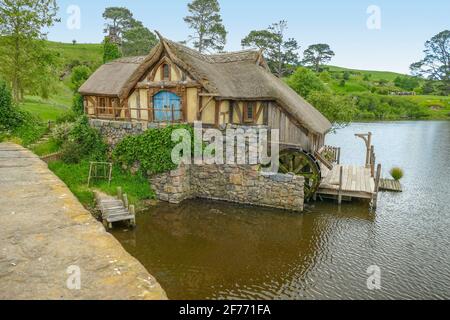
[[113, 121, 450, 300]]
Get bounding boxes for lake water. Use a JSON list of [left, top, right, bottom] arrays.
[[112, 121, 450, 300]]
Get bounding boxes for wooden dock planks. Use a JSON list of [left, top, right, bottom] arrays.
[[379, 179, 402, 192], [318, 164, 376, 200]]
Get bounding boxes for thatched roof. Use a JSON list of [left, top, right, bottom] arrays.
[[79, 34, 331, 134], [79, 56, 147, 97]]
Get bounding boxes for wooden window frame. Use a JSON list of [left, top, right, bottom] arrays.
[[243, 102, 256, 123], [161, 63, 171, 81]]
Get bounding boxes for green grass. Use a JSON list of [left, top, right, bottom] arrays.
[[30, 138, 60, 156], [48, 160, 155, 209], [47, 41, 103, 68]]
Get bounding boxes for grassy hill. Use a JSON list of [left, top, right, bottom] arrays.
[[20, 41, 103, 121], [327, 65, 408, 82], [47, 41, 103, 68]]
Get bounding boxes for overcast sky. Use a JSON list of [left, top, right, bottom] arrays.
[[47, 0, 450, 74]]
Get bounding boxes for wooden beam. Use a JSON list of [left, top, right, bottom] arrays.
[[215, 100, 220, 127]]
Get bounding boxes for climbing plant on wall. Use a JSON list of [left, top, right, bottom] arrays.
[[112, 124, 194, 175]]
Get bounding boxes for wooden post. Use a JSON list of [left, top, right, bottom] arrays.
[[338, 165, 344, 205], [122, 193, 129, 210], [117, 187, 123, 200], [373, 164, 382, 209], [370, 145, 375, 177], [87, 162, 93, 187], [108, 163, 113, 186], [355, 132, 372, 168], [129, 204, 136, 227], [337, 147, 341, 165]]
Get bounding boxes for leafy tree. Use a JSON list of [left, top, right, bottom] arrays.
[[184, 0, 227, 53], [302, 44, 335, 72], [0, 0, 59, 102], [411, 30, 449, 95], [70, 65, 92, 115], [102, 7, 135, 38], [122, 26, 158, 56], [242, 20, 300, 77], [286, 67, 328, 99], [103, 37, 122, 63], [343, 71, 350, 80], [307, 91, 357, 128], [394, 76, 420, 91]]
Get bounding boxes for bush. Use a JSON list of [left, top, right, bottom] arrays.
[[57, 116, 107, 163], [61, 141, 82, 163], [113, 124, 194, 175], [390, 167, 404, 181], [0, 80, 23, 131], [51, 122, 75, 144]]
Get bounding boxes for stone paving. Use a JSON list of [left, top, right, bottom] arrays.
[[0, 143, 167, 300]]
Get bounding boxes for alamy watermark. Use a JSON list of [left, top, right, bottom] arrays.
[[66, 5, 81, 30], [366, 265, 381, 290], [66, 265, 81, 290], [171, 122, 280, 172], [367, 5, 381, 30]]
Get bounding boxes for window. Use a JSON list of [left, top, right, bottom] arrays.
[[98, 97, 106, 114], [162, 64, 170, 80], [244, 102, 256, 123]]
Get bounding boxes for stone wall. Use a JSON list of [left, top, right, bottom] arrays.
[[89, 119, 164, 148], [151, 164, 305, 211]]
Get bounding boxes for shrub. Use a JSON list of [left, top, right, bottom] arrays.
[[51, 122, 75, 144], [390, 167, 404, 181], [61, 141, 82, 164], [0, 80, 22, 131], [57, 116, 107, 163], [113, 124, 194, 175]]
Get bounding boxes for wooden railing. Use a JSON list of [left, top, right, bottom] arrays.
[[86, 106, 184, 123], [322, 145, 341, 165]]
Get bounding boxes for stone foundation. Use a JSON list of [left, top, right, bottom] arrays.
[[89, 119, 165, 148], [151, 164, 305, 211]]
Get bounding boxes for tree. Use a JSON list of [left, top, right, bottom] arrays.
[[411, 30, 449, 95], [102, 7, 135, 39], [241, 21, 300, 77], [103, 37, 122, 63], [307, 91, 357, 128], [0, 0, 59, 102], [122, 26, 158, 56], [286, 67, 328, 99], [302, 44, 335, 72], [70, 65, 92, 115], [184, 0, 227, 53], [394, 76, 420, 91]]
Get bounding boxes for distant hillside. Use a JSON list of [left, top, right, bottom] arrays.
[[46, 41, 103, 70], [327, 65, 409, 82]]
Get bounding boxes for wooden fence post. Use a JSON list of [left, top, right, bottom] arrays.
[[122, 193, 129, 210], [117, 186, 123, 200], [338, 166, 344, 205], [373, 164, 382, 209]]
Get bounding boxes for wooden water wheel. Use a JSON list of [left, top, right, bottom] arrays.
[[277, 148, 322, 201]]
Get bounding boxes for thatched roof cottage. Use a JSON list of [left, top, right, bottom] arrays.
[[79, 33, 331, 153]]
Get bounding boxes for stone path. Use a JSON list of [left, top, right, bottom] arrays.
[[0, 143, 167, 300]]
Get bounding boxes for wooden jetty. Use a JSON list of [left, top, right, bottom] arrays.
[[380, 178, 402, 192], [316, 132, 382, 207], [95, 188, 136, 230]]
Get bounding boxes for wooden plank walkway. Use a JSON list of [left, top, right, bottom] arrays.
[[380, 178, 402, 192], [318, 164, 376, 200], [95, 190, 136, 230]]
